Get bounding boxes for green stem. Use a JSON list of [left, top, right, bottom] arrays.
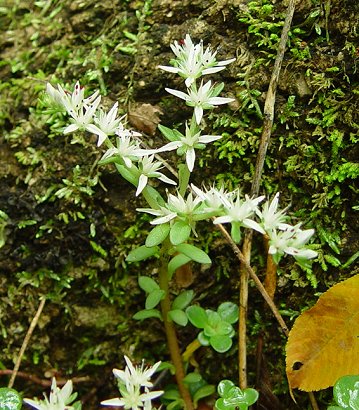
[[158, 242, 194, 410]]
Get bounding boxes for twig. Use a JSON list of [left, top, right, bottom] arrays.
[[8, 297, 46, 389], [238, 0, 296, 389]]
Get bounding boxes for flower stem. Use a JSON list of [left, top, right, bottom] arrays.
[[158, 242, 194, 410]]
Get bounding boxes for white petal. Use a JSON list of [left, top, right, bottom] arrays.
[[186, 148, 196, 172], [101, 397, 125, 406], [217, 58, 236, 66], [157, 173, 177, 185], [202, 67, 225, 75], [213, 215, 233, 224], [198, 134, 222, 143], [23, 399, 42, 410], [158, 65, 181, 73], [208, 97, 235, 105], [156, 141, 182, 152], [136, 174, 148, 196], [63, 123, 79, 134], [86, 124, 108, 146], [242, 218, 266, 234], [194, 106, 203, 124], [165, 87, 189, 101], [151, 213, 177, 225]]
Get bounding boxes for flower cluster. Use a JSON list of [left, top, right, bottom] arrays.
[[101, 356, 163, 410], [157, 34, 235, 171], [23, 378, 80, 410], [45, 82, 175, 196]]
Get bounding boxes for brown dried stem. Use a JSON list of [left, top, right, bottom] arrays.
[[8, 297, 46, 389], [238, 0, 296, 389]]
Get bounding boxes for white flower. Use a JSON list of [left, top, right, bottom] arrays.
[[113, 356, 161, 389], [101, 385, 162, 410], [101, 131, 143, 168], [213, 192, 265, 232], [268, 224, 318, 262], [165, 80, 234, 124], [191, 184, 233, 213], [156, 122, 222, 171], [86, 102, 124, 146], [101, 356, 163, 410], [136, 155, 177, 196], [137, 192, 203, 226], [23, 378, 76, 410], [158, 34, 235, 87], [256, 193, 290, 233]]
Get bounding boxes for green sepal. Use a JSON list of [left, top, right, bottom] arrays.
[[126, 245, 159, 262], [146, 224, 170, 247], [175, 243, 211, 264], [145, 289, 166, 309], [170, 221, 191, 245], [133, 309, 162, 321]]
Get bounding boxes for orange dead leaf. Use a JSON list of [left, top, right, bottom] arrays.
[[286, 274, 359, 391]]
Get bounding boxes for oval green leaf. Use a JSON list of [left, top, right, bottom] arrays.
[[133, 309, 162, 321], [126, 245, 159, 262], [168, 253, 192, 279], [193, 385, 216, 408], [145, 289, 166, 309], [138, 276, 159, 293], [218, 302, 239, 324], [168, 309, 188, 326], [218, 380, 236, 398], [176, 244, 211, 264], [145, 224, 170, 247], [333, 375, 359, 408], [170, 221, 192, 245], [186, 305, 208, 328], [210, 335, 232, 353], [172, 290, 194, 310]]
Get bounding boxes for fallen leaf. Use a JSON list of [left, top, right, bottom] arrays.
[[286, 274, 359, 391], [128, 103, 163, 136]]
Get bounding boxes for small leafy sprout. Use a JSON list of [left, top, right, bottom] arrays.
[[186, 302, 238, 353], [0, 387, 22, 410], [132, 276, 164, 321], [23, 378, 81, 410], [101, 356, 163, 409], [215, 380, 259, 410], [328, 374, 359, 410]]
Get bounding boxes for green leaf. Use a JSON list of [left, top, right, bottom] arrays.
[[218, 380, 236, 398], [217, 302, 239, 324], [145, 224, 170, 247], [231, 222, 242, 244], [183, 373, 202, 384], [145, 289, 166, 309], [186, 305, 208, 328], [193, 385, 216, 408], [168, 253, 192, 279], [172, 290, 194, 310], [333, 375, 359, 409], [176, 244, 211, 264], [170, 221, 191, 245], [198, 331, 210, 346], [0, 387, 22, 410], [210, 335, 233, 353], [133, 309, 162, 321], [138, 276, 159, 293], [168, 309, 188, 326], [126, 245, 159, 262], [158, 124, 179, 142]]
